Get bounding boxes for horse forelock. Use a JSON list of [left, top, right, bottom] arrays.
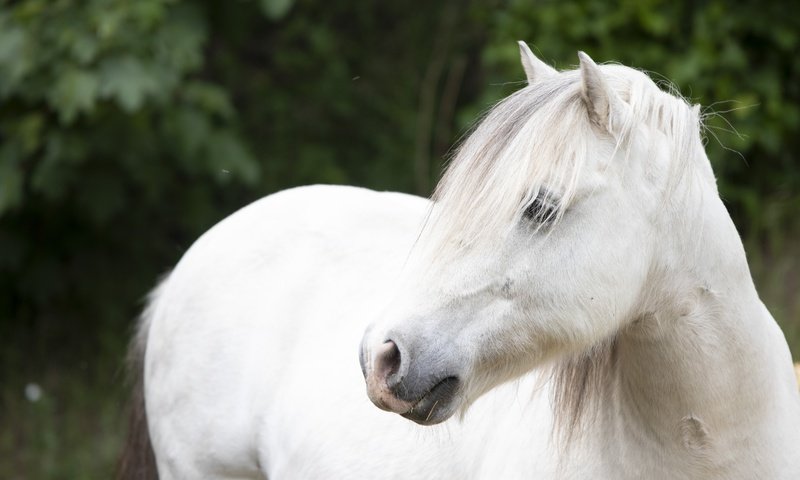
[[424, 74, 586, 257], [421, 64, 702, 262]]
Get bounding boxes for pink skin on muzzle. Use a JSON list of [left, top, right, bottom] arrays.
[[364, 340, 414, 413]]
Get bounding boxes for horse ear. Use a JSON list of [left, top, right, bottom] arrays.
[[578, 51, 624, 132], [518, 41, 557, 85]]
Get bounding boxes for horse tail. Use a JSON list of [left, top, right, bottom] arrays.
[[116, 280, 167, 480]]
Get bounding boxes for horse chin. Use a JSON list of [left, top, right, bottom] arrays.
[[399, 376, 460, 426]]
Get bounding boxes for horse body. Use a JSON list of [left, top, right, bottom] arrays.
[[124, 46, 800, 479], [144, 186, 441, 477], [142, 185, 559, 478]]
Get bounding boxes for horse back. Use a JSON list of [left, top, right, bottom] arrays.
[[143, 185, 450, 477]]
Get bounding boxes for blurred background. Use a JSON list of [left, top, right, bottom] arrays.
[[0, 0, 797, 477]]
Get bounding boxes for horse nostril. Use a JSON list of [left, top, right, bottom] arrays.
[[374, 340, 402, 384]]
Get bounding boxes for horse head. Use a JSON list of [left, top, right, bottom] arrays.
[[360, 44, 709, 426]]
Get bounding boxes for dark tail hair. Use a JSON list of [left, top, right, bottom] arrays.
[[116, 283, 166, 480]]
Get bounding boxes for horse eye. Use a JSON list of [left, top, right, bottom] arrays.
[[522, 195, 558, 224]]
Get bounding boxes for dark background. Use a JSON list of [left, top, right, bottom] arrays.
[[1, 0, 798, 477]]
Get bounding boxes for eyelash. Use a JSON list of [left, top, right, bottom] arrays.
[[522, 194, 558, 224]]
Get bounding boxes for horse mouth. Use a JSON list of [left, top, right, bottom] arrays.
[[400, 376, 460, 426]]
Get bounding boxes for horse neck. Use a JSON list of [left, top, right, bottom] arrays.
[[601, 183, 800, 475]]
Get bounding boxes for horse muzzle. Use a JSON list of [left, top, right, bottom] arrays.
[[360, 337, 461, 425]]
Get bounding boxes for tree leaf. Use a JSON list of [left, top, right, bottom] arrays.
[[47, 67, 99, 124], [260, 0, 294, 20], [205, 130, 259, 184], [182, 82, 235, 119], [98, 56, 160, 112], [0, 21, 32, 96]]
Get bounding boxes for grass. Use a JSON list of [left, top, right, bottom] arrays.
[[0, 335, 128, 480]]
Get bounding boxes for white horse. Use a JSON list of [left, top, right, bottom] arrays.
[[118, 44, 800, 479]]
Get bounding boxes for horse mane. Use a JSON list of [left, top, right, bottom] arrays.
[[548, 334, 619, 449], [422, 62, 706, 443]]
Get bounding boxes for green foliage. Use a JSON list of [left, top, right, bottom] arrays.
[[0, 4, 261, 474], [0, 0, 261, 345], [0, 0, 257, 214]]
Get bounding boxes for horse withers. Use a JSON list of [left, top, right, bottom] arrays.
[[118, 44, 800, 479]]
